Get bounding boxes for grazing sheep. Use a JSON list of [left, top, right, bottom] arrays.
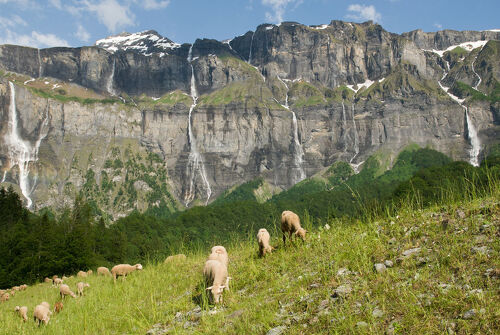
[[77, 282, 90, 296], [257, 228, 274, 257], [97, 266, 111, 276], [12, 286, 20, 291], [44, 277, 51, 283], [41, 301, 50, 309], [1, 292, 9, 302], [54, 301, 63, 313], [59, 284, 76, 299], [87, 270, 93, 276], [52, 275, 58, 281], [77, 271, 87, 277], [9, 290, 15, 296], [111, 264, 143, 283], [281, 210, 307, 246], [164, 254, 187, 264], [203, 260, 229, 304], [0, 289, 4, 296], [208, 245, 229, 268], [62, 276, 68, 280], [15, 306, 28, 322], [33, 303, 51, 325], [19, 284, 27, 291], [53, 278, 63, 286]]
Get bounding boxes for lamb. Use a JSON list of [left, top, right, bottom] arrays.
[[15, 306, 28, 322], [33, 302, 51, 325], [281, 210, 307, 246], [54, 301, 63, 313], [59, 284, 76, 299], [203, 259, 229, 304], [257, 228, 274, 257], [87, 270, 93, 276], [111, 264, 143, 283], [77, 271, 87, 277], [53, 278, 63, 286], [164, 254, 187, 264], [97, 266, 111, 276], [77, 282, 90, 296], [208, 245, 229, 268]]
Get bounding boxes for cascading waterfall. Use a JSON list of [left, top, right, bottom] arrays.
[[248, 31, 255, 64], [4, 82, 48, 208], [350, 104, 359, 164], [341, 101, 348, 152], [437, 59, 481, 166], [37, 49, 43, 78], [471, 53, 482, 91], [184, 45, 212, 206], [107, 59, 116, 96], [277, 76, 306, 183], [1, 171, 6, 183]]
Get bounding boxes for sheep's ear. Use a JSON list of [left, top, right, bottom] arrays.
[[206, 286, 213, 290]]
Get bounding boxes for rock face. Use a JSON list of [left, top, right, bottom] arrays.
[[0, 20, 499, 213]]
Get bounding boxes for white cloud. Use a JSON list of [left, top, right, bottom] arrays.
[[0, 14, 27, 28], [139, 0, 170, 10], [0, 29, 69, 48], [0, 0, 35, 6], [81, 0, 135, 32], [49, 0, 62, 9], [75, 24, 91, 42], [346, 4, 382, 23], [262, 0, 303, 23], [434, 23, 443, 30]]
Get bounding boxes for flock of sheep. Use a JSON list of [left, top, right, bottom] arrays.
[[1, 210, 307, 326]]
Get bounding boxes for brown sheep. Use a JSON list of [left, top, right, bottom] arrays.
[[281, 210, 307, 246], [97, 266, 111, 276], [111, 264, 143, 283], [257, 228, 274, 257], [54, 301, 63, 313]]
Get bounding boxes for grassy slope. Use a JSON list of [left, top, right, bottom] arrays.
[[1, 190, 499, 334]]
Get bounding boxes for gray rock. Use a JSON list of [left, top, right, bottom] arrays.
[[356, 321, 369, 328], [266, 325, 287, 335], [372, 308, 384, 318], [471, 246, 489, 255], [374, 263, 387, 273], [227, 309, 244, 319], [463, 309, 476, 319], [384, 260, 394, 268], [332, 284, 352, 298], [402, 247, 421, 257], [146, 323, 171, 335], [455, 209, 466, 219]]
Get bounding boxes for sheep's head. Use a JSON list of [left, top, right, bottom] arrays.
[[296, 228, 307, 241], [207, 285, 225, 304], [15, 306, 20, 311], [135, 264, 143, 270]]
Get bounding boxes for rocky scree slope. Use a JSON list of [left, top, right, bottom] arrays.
[[0, 20, 499, 213]]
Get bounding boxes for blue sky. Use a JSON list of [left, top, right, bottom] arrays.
[[0, 0, 499, 48]]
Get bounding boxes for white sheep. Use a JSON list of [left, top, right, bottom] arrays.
[[15, 306, 28, 322], [77, 282, 90, 296], [208, 245, 229, 268], [87, 270, 93, 276], [203, 259, 229, 304], [111, 264, 143, 283], [53, 278, 63, 286], [59, 284, 76, 299], [257, 228, 274, 257], [44, 277, 51, 283], [33, 303, 51, 325], [97, 266, 111, 276], [77, 271, 87, 277], [281, 210, 307, 246], [164, 254, 187, 264], [1, 292, 9, 302]]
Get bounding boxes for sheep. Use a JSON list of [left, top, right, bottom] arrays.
[[77, 282, 90, 296], [33, 303, 51, 326], [281, 210, 307, 246], [15, 306, 28, 322], [59, 284, 76, 299], [12, 286, 20, 291], [257, 228, 274, 257], [164, 254, 187, 264], [1, 292, 9, 302], [111, 264, 143, 283], [87, 270, 93, 276], [53, 278, 63, 286], [62, 276, 68, 280], [52, 275, 58, 281], [44, 277, 51, 283], [97, 266, 111, 276], [54, 301, 63, 313], [203, 259, 230, 304], [208, 245, 229, 268], [19, 284, 28, 291], [77, 271, 87, 277]]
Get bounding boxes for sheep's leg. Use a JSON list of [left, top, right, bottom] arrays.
[[282, 233, 286, 247]]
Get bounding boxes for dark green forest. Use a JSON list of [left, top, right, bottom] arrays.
[[1, 146, 499, 288]]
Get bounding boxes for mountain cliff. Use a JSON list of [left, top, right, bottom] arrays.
[[0, 20, 499, 215]]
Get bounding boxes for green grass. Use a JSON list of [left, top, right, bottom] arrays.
[[1, 185, 499, 334]]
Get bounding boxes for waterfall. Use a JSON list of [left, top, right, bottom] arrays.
[[1, 171, 6, 183], [277, 76, 306, 183], [437, 58, 481, 165], [37, 49, 43, 78], [4, 82, 48, 208], [465, 109, 481, 167], [184, 45, 212, 206], [341, 101, 348, 152], [107, 59, 116, 96], [248, 31, 255, 64], [350, 104, 359, 164], [471, 54, 482, 91]]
